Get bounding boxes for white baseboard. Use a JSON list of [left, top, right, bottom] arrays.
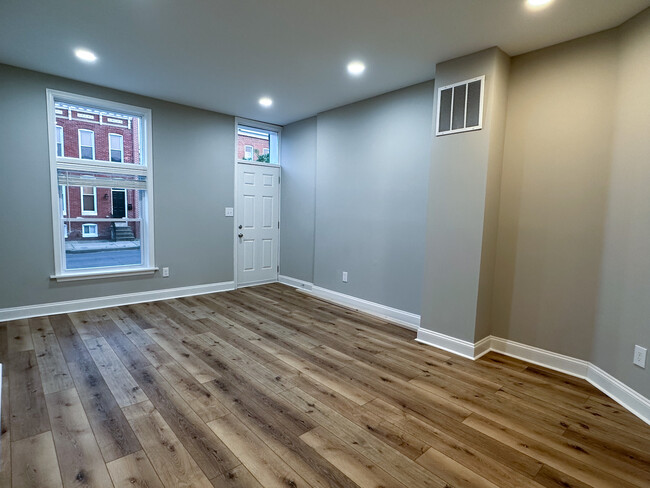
[[279, 276, 419, 330], [416, 329, 650, 425], [416, 328, 477, 359], [586, 364, 650, 426], [489, 336, 590, 378], [473, 335, 493, 359], [0, 281, 235, 322], [278, 275, 313, 291], [307, 285, 420, 331]]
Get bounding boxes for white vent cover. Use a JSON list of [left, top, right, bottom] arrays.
[[436, 75, 484, 136]]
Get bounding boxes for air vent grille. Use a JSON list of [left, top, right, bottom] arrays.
[[436, 76, 484, 136]]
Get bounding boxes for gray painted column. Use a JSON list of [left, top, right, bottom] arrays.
[[419, 48, 510, 343]]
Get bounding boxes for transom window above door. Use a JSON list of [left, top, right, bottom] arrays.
[[237, 121, 280, 164]]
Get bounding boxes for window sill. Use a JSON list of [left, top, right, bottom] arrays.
[[51, 267, 158, 282]]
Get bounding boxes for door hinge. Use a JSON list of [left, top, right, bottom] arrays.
[[278, 176, 281, 184], [277, 265, 279, 272], [278, 221, 280, 229]]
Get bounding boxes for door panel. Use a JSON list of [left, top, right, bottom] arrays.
[[262, 239, 272, 269], [243, 195, 255, 228], [236, 163, 280, 285], [262, 196, 273, 228], [243, 239, 255, 271]]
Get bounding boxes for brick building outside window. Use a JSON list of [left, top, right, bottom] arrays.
[[237, 126, 271, 162], [55, 102, 142, 244]]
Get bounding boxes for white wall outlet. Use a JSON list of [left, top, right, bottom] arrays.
[[162, 267, 170, 278], [342, 271, 348, 283], [633, 345, 647, 368], [225, 207, 234, 217]]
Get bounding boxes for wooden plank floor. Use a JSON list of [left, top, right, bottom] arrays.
[[1, 283, 649, 488]]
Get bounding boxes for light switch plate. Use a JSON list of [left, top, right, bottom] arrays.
[[633, 345, 647, 368], [225, 207, 234, 217]]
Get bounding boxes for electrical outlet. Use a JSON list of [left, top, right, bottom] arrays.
[[162, 267, 170, 278], [342, 271, 348, 283], [633, 345, 647, 368]]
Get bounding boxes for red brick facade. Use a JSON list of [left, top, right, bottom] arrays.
[[63, 186, 140, 240], [56, 107, 140, 163], [56, 104, 142, 241]]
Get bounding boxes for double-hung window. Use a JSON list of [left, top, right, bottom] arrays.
[[47, 90, 155, 280], [109, 133, 124, 162], [56, 126, 64, 157], [79, 129, 95, 159], [81, 185, 97, 215]]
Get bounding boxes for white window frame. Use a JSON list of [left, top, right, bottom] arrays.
[[80, 185, 97, 215], [47, 89, 156, 281], [435, 75, 485, 136], [78, 129, 95, 159], [244, 145, 253, 161], [109, 133, 124, 163], [56, 125, 64, 157], [82, 223, 98, 238]]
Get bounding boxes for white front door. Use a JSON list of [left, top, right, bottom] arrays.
[[236, 163, 280, 286]]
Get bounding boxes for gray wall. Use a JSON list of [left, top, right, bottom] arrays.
[[591, 9, 650, 397], [492, 9, 650, 396], [491, 30, 618, 361], [420, 48, 510, 342], [312, 82, 433, 314], [280, 117, 317, 283], [0, 64, 235, 308]]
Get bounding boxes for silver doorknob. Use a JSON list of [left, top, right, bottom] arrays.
[[238, 233, 244, 238]]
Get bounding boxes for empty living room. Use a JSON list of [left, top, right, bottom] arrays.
[[1, 1, 649, 487]]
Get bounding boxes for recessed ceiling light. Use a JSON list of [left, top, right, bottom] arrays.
[[74, 48, 97, 63], [526, 0, 553, 10], [259, 97, 273, 107], [347, 60, 366, 76]]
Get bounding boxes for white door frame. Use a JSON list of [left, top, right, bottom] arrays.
[[233, 117, 282, 289]]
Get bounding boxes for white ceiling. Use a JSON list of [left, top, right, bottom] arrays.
[[1, 0, 647, 125]]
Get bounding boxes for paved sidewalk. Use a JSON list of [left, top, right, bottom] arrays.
[[65, 240, 141, 253]]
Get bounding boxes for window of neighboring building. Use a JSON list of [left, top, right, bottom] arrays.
[[109, 133, 124, 162], [60, 185, 67, 215], [48, 90, 155, 279], [81, 186, 97, 215], [236, 121, 280, 164], [79, 129, 95, 159], [82, 223, 98, 238], [56, 126, 64, 157]]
